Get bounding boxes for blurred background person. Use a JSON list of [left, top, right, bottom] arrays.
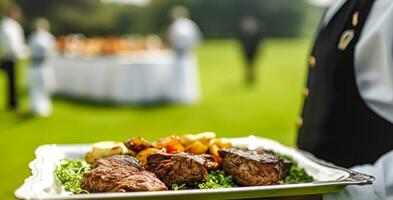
[[168, 5, 202, 104], [238, 15, 264, 86], [0, 4, 26, 111], [27, 18, 56, 117]]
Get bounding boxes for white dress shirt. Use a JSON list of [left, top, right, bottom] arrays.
[[322, 0, 393, 199], [0, 17, 26, 59]]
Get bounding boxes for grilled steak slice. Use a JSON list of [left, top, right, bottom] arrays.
[[218, 148, 292, 186], [81, 155, 167, 192], [147, 152, 210, 187], [200, 154, 220, 171]]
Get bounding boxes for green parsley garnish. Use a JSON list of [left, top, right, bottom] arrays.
[[281, 155, 314, 184], [197, 170, 235, 189], [171, 183, 187, 190], [55, 159, 91, 194]]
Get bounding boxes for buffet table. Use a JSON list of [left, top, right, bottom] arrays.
[[49, 50, 177, 104]]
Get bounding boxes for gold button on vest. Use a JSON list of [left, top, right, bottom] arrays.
[[352, 12, 359, 27], [302, 88, 309, 97], [309, 56, 316, 68], [296, 117, 304, 128], [338, 29, 355, 51]]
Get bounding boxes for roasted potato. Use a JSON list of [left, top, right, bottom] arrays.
[[85, 141, 125, 164], [136, 148, 160, 166], [125, 149, 137, 157], [124, 137, 152, 153], [180, 132, 216, 146], [185, 141, 209, 154], [209, 144, 220, 157], [85, 151, 96, 164], [212, 138, 232, 148], [179, 134, 195, 147]]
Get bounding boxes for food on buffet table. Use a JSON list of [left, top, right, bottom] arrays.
[[147, 152, 218, 187], [81, 155, 167, 192], [218, 148, 292, 186], [54, 132, 314, 194], [57, 34, 167, 56]]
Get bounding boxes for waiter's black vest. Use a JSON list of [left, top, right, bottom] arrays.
[[298, 0, 393, 168]]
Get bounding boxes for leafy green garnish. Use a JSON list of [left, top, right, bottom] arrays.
[[281, 155, 314, 184], [197, 170, 235, 189], [55, 159, 91, 194], [171, 183, 186, 190]]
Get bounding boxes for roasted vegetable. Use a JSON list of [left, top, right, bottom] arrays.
[[124, 137, 152, 153], [180, 132, 216, 146], [85, 152, 96, 164], [185, 140, 209, 154], [212, 138, 232, 148], [154, 136, 185, 153], [85, 141, 126, 164], [209, 144, 220, 157], [136, 148, 161, 166]]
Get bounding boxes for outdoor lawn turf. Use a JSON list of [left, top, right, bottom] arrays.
[[0, 38, 311, 199]]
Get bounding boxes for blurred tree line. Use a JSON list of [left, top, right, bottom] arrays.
[[0, 0, 317, 38], [148, 0, 311, 37]]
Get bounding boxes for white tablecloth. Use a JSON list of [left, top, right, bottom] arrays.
[[49, 50, 177, 103]]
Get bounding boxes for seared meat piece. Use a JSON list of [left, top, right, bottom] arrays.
[[147, 152, 213, 187], [218, 148, 292, 186], [81, 155, 167, 192], [200, 154, 220, 171]]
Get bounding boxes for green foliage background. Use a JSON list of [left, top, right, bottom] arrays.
[[0, 0, 322, 37]]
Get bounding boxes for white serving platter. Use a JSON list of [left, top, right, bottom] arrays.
[[15, 136, 374, 200]]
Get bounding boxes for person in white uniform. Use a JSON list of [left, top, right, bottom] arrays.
[[27, 18, 56, 117], [0, 5, 26, 110], [168, 6, 202, 104]]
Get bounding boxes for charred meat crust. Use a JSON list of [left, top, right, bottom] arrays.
[[81, 155, 167, 192], [218, 148, 292, 186], [147, 152, 220, 187], [199, 154, 220, 171]]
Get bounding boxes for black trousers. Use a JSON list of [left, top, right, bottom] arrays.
[[1, 60, 17, 110]]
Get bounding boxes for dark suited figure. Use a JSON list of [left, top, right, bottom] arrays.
[[0, 5, 25, 110], [238, 15, 263, 85]]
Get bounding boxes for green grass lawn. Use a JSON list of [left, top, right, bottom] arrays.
[[0, 38, 311, 199]]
